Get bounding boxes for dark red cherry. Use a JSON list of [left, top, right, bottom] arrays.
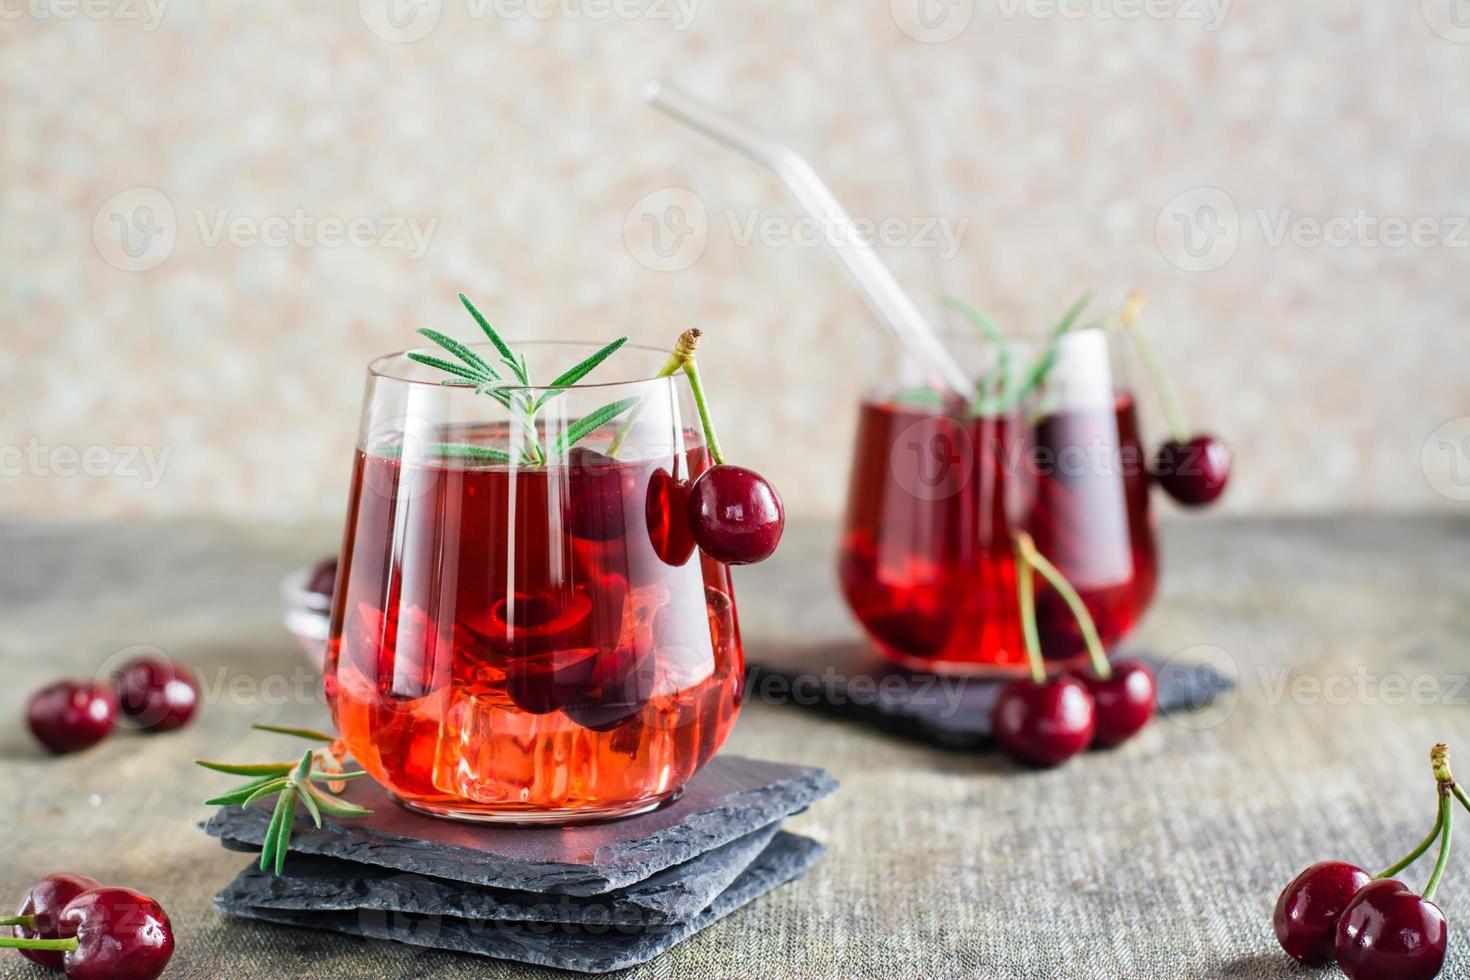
[[305, 557, 339, 597], [991, 676, 1095, 767], [1334, 878, 1447, 980], [114, 657, 199, 732], [26, 681, 117, 754], [646, 467, 696, 566], [11, 873, 102, 968], [564, 646, 657, 732], [1152, 434, 1230, 506], [58, 887, 174, 980], [687, 464, 784, 565], [1081, 659, 1157, 748], [564, 446, 635, 542], [1273, 861, 1373, 964]]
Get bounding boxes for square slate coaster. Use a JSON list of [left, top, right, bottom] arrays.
[[215, 831, 826, 975], [745, 643, 1235, 750], [203, 754, 837, 896], [213, 820, 783, 926]]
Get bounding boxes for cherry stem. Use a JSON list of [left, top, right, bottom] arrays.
[[1013, 530, 1111, 679], [1113, 293, 1189, 443], [1377, 809, 1444, 879], [1422, 789, 1453, 902], [674, 333, 726, 466], [0, 915, 35, 929], [1013, 534, 1045, 684], [0, 937, 77, 952]]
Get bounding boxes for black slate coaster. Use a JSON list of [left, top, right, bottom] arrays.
[[203, 755, 837, 896], [215, 831, 825, 974], [214, 820, 782, 926], [744, 643, 1235, 750]]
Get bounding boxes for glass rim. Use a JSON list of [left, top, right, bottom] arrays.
[[368, 339, 682, 393]]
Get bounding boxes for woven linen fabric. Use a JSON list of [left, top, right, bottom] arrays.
[[3, 517, 1468, 978]]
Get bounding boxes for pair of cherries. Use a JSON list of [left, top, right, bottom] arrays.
[[989, 531, 1158, 768], [2, 874, 173, 979], [991, 659, 1157, 767], [26, 655, 199, 755], [1274, 744, 1462, 979]]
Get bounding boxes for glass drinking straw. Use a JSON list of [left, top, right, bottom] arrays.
[[642, 79, 973, 399]]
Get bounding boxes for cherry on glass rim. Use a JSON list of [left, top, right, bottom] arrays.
[[57, 887, 174, 980], [1081, 658, 1157, 749], [114, 656, 200, 732], [1151, 435, 1230, 507], [26, 681, 117, 754], [1272, 861, 1372, 965], [1334, 878, 1447, 980], [687, 464, 784, 565], [10, 873, 102, 969], [991, 676, 1095, 768]]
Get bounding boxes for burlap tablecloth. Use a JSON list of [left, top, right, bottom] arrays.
[[3, 516, 1468, 979]]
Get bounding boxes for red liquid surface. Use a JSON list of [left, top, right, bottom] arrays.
[[839, 392, 1157, 674], [324, 436, 742, 817]]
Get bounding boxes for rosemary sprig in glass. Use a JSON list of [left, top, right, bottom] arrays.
[[402, 293, 636, 466], [944, 291, 1093, 416], [196, 723, 371, 875]]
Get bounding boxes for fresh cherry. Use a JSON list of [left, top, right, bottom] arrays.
[[646, 467, 696, 566], [1081, 659, 1157, 748], [687, 464, 784, 565], [991, 676, 1095, 768], [114, 657, 199, 732], [306, 557, 339, 597], [1151, 435, 1230, 507], [57, 887, 174, 980], [10, 873, 102, 968], [1335, 878, 1447, 980], [26, 681, 117, 754], [1272, 861, 1373, 964]]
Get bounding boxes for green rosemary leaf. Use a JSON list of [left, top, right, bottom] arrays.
[[196, 760, 293, 777], [407, 352, 494, 387], [945, 296, 1011, 406], [534, 337, 629, 410], [370, 441, 512, 463], [274, 790, 298, 875], [297, 782, 324, 829], [549, 397, 640, 458], [241, 777, 291, 809], [417, 327, 500, 380], [259, 790, 287, 872], [204, 772, 286, 807], [291, 750, 313, 781], [249, 723, 336, 743], [459, 293, 517, 365], [1011, 292, 1093, 403], [303, 782, 373, 818], [308, 770, 369, 783]]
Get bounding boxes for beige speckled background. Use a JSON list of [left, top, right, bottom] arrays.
[[3, 0, 1468, 519]]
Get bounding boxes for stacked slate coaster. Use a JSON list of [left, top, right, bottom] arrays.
[[204, 755, 836, 973], [746, 642, 1237, 750]]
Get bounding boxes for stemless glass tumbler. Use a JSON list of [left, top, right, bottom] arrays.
[[838, 327, 1158, 676], [324, 342, 743, 823]]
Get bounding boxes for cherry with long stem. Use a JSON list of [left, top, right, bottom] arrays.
[[989, 533, 1096, 768], [1014, 531, 1157, 748], [1112, 293, 1231, 507]]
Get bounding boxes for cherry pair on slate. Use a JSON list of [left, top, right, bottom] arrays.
[[1274, 743, 1465, 980], [990, 531, 1158, 768], [0, 874, 173, 980], [26, 655, 199, 755]]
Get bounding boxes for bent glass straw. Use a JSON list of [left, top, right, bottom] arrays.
[[643, 79, 973, 398]]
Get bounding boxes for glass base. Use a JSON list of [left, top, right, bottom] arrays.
[[391, 788, 682, 826]]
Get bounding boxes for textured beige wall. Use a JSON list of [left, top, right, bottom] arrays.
[[3, 0, 1468, 519]]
